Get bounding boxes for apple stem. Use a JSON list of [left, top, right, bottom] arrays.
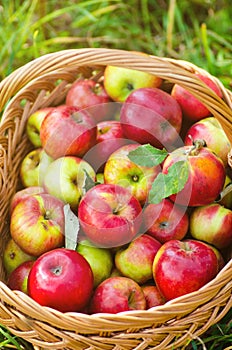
[[187, 138, 207, 156]]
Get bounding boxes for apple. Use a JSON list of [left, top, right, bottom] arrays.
[[65, 78, 112, 123], [89, 276, 146, 314], [143, 198, 189, 243], [184, 117, 231, 166], [141, 284, 165, 308], [218, 175, 232, 209], [115, 234, 162, 284], [189, 203, 232, 249], [10, 186, 45, 215], [162, 143, 226, 207], [43, 156, 96, 211], [76, 239, 114, 288], [7, 260, 34, 294], [28, 248, 94, 312], [40, 105, 97, 159], [153, 239, 218, 301], [210, 245, 225, 272], [104, 144, 161, 205], [3, 238, 36, 275], [84, 120, 129, 172], [78, 183, 143, 248], [20, 148, 53, 187], [171, 73, 223, 122], [26, 107, 53, 148], [10, 193, 65, 256], [103, 65, 162, 102], [120, 87, 182, 150]]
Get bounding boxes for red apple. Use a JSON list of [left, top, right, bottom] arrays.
[[189, 203, 232, 249], [104, 144, 161, 205], [10, 186, 46, 215], [162, 143, 226, 207], [115, 234, 162, 284], [28, 248, 94, 312], [65, 79, 112, 122], [143, 199, 189, 243], [7, 260, 34, 294], [184, 117, 231, 166], [78, 183, 143, 248], [89, 276, 146, 314], [141, 284, 165, 309], [153, 239, 218, 301], [10, 193, 65, 256], [171, 73, 223, 122], [40, 105, 97, 159], [120, 87, 182, 150]]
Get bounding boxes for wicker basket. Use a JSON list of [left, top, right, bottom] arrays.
[[0, 48, 231, 350]]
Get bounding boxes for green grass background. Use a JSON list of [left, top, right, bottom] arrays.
[[0, 0, 231, 349]]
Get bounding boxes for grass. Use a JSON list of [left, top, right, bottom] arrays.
[[0, 0, 231, 349]]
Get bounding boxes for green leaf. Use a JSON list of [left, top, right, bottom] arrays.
[[128, 144, 168, 167], [82, 169, 96, 194], [149, 160, 189, 204], [64, 204, 80, 250]]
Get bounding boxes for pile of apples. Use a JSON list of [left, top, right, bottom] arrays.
[[3, 62, 232, 314]]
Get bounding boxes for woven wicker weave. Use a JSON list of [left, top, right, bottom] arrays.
[[0, 48, 231, 350]]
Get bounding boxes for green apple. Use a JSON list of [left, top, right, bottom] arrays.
[[26, 107, 53, 147], [96, 172, 104, 184], [76, 239, 113, 288], [218, 175, 232, 209], [103, 64, 162, 102]]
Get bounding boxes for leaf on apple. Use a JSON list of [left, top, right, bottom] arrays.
[[64, 204, 80, 250], [149, 160, 189, 204], [127, 144, 168, 167]]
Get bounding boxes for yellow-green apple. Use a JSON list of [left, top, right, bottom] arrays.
[[141, 284, 165, 309], [153, 239, 218, 301], [26, 107, 53, 148], [184, 117, 231, 166], [89, 276, 146, 314], [115, 234, 162, 284], [40, 105, 97, 159], [10, 193, 65, 256], [162, 143, 226, 207], [43, 156, 96, 211], [78, 183, 143, 248], [10, 186, 45, 215], [28, 248, 94, 312], [20, 148, 53, 187], [76, 239, 114, 288], [218, 175, 232, 209], [7, 260, 34, 294], [65, 78, 112, 122], [120, 87, 182, 150], [104, 144, 161, 205], [171, 73, 223, 122], [3, 238, 36, 275], [189, 203, 232, 249], [103, 65, 162, 102], [84, 120, 129, 172], [143, 198, 189, 243]]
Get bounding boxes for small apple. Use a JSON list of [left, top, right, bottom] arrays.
[[153, 239, 218, 301], [10, 186, 45, 215], [28, 248, 94, 312], [115, 234, 162, 284], [65, 78, 112, 122], [20, 148, 53, 187], [171, 73, 223, 122], [26, 107, 53, 147], [40, 105, 97, 159], [89, 276, 146, 314], [78, 183, 143, 248], [120, 87, 182, 150], [10, 193, 65, 256], [143, 199, 189, 243], [43, 156, 96, 211], [103, 65, 162, 102], [3, 238, 36, 275], [184, 117, 231, 166], [104, 144, 161, 205], [7, 260, 34, 294], [189, 203, 232, 249], [141, 284, 165, 309], [76, 239, 114, 288]]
